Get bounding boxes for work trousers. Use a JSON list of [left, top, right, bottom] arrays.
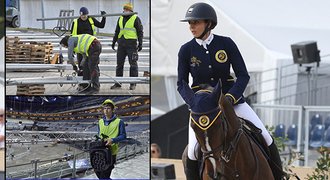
[[116, 44, 138, 85], [82, 40, 102, 90]]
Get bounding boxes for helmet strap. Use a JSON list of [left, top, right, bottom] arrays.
[[197, 21, 211, 40]]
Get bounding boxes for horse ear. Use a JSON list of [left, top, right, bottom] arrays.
[[211, 79, 222, 103], [178, 80, 195, 107]]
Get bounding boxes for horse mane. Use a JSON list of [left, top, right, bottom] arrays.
[[219, 93, 238, 122]]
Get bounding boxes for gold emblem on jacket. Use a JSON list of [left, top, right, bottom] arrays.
[[215, 50, 227, 63], [191, 56, 201, 67]]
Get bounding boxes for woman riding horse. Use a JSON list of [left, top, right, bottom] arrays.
[[177, 2, 284, 179]]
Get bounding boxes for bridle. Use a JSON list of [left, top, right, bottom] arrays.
[[190, 106, 247, 179]]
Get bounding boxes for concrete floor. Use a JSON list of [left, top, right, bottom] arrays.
[[5, 29, 150, 96]]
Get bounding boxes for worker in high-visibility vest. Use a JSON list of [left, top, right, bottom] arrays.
[[96, 99, 126, 179], [111, 3, 144, 90], [71, 7, 106, 91], [60, 34, 102, 94]]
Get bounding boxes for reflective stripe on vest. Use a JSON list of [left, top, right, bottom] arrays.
[[99, 118, 120, 155], [73, 34, 96, 57], [72, 17, 96, 35], [118, 14, 138, 39]]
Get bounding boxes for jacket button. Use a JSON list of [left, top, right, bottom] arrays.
[[211, 78, 214, 81], [208, 65, 212, 68], [206, 51, 209, 54]]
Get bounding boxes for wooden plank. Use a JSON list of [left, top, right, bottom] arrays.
[[51, 53, 59, 64]]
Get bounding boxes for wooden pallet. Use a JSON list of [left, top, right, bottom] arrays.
[[17, 84, 45, 95], [5, 38, 54, 64]]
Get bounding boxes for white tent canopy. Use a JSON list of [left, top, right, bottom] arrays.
[[151, 0, 330, 76], [151, 0, 330, 113]]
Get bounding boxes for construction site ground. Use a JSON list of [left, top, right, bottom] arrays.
[[6, 29, 150, 95]]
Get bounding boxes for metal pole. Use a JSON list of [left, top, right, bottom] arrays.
[[32, 159, 39, 178], [304, 109, 310, 166], [36, 12, 137, 21], [306, 67, 312, 105], [72, 150, 76, 178], [17, 0, 21, 28], [277, 67, 282, 104], [297, 106, 303, 166], [40, 0, 45, 29]]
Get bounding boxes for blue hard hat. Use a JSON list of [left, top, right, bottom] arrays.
[[80, 7, 89, 15]]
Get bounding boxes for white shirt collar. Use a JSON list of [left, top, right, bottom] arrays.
[[195, 33, 214, 50]]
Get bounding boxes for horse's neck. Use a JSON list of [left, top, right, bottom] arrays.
[[220, 99, 241, 137]]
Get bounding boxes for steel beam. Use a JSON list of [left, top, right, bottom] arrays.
[[6, 64, 149, 72], [36, 12, 137, 21], [6, 76, 149, 85]]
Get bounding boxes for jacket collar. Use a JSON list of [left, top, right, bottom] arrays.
[[195, 33, 214, 49]]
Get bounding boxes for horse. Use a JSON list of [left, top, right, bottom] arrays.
[[180, 80, 274, 180]]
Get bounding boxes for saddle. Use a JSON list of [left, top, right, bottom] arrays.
[[240, 118, 270, 159], [89, 140, 113, 171]]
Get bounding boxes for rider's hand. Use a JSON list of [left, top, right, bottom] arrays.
[[225, 95, 234, 105]]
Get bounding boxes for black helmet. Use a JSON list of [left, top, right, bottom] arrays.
[[181, 2, 217, 29]]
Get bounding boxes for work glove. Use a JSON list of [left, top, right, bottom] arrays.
[[77, 70, 83, 76], [137, 43, 142, 52], [72, 65, 78, 72], [225, 95, 234, 105], [112, 42, 116, 51], [101, 11, 106, 16]]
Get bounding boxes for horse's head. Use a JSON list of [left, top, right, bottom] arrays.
[[180, 80, 226, 178]]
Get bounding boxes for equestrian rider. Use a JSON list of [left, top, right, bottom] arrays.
[[177, 3, 284, 180]]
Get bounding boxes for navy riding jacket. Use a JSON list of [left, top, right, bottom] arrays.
[[177, 34, 250, 104]]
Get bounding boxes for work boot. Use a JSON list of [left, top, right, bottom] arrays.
[[184, 158, 200, 180], [268, 141, 285, 180], [129, 84, 136, 90], [110, 83, 122, 89]]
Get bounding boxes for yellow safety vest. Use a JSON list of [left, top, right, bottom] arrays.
[[71, 17, 96, 35], [118, 15, 138, 39], [72, 34, 96, 57], [98, 118, 120, 155]]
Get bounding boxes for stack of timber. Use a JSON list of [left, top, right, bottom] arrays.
[[16, 84, 45, 95], [6, 36, 54, 64]]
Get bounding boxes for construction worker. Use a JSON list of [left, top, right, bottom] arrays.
[[71, 7, 106, 91], [60, 34, 102, 94], [111, 3, 144, 90], [96, 99, 127, 179]]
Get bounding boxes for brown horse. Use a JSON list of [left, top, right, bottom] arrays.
[[180, 81, 274, 180]]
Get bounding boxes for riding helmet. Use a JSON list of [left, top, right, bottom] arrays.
[[180, 2, 217, 29]]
